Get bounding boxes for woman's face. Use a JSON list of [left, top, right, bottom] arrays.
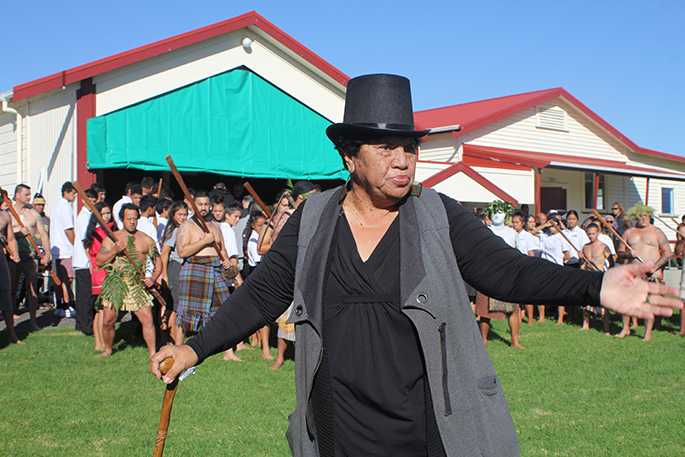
[[566, 214, 578, 229], [174, 208, 188, 225], [101, 206, 112, 223], [524, 216, 536, 232], [344, 136, 417, 206]]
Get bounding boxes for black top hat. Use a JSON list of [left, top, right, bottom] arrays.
[[326, 74, 429, 144]]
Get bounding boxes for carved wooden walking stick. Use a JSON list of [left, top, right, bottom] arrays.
[[152, 358, 195, 457], [653, 215, 679, 234], [0, 186, 62, 286], [549, 220, 601, 271], [72, 182, 166, 306], [165, 155, 225, 262], [592, 209, 644, 263]]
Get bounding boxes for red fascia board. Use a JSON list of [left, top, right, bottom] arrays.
[[635, 147, 685, 165], [464, 144, 684, 177], [421, 162, 518, 206], [14, 11, 348, 101], [462, 155, 534, 171], [557, 90, 640, 152], [463, 146, 549, 169]]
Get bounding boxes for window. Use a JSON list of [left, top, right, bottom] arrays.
[[662, 187, 674, 214], [584, 173, 606, 210]]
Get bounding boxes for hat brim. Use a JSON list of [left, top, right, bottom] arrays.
[[326, 123, 430, 144]]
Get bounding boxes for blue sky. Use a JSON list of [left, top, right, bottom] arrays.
[[3, 0, 683, 156]]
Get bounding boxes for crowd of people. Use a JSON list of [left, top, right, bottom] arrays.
[[471, 201, 685, 343], [0, 177, 320, 365], [2, 177, 684, 352]]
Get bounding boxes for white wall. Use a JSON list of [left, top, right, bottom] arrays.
[[0, 112, 17, 190], [94, 29, 345, 122]]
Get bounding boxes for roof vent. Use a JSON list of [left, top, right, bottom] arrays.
[[536, 104, 567, 131]]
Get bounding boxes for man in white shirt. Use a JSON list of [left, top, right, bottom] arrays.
[[73, 188, 97, 332], [156, 199, 172, 241], [113, 183, 142, 229], [50, 182, 77, 313]]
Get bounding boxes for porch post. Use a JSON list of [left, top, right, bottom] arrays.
[[645, 177, 650, 205], [594, 173, 600, 210], [535, 168, 541, 214]]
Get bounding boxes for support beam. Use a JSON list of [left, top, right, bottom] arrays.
[[535, 168, 542, 214], [594, 173, 600, 210], [76, 78, 97, 192], [645, 177, 650, 206]]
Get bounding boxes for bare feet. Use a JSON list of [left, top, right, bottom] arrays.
[[642, 334, 652, 342], [580, 325, 589, 331], [10, 338, 25, 345], [223, 350, 243, 362], [268, 359, 284, 370], [677, 331, 685, 336], [94, 351, 111, 358], [538, 318, 545, 323], [615, 329, 630, 338], [511, 342, 526, 349], [262, 351, 274, 360], [236, 342, 253, 351]]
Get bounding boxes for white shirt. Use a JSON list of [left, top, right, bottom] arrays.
[[489, 224, 517, 248], [516, 230, 538, 256], [72, 207, 92, 269], [137, 216, 160, 250], [49, 197, 75, 259], [219, 222, 239, 259], [247, 230, 262, 267], [113, 196, 132, 229], [156, 216, 168, 241], [539, 231, 571, 266], [562, 226, 590, 264], [597, 233, 616, 256]]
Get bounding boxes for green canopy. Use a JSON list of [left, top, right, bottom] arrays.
[[87, 68, 347, 180]]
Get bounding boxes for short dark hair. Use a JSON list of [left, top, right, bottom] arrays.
[[141, 177, 155, 189], [125, 182, 143, 196], [139, 195, 158, 213], [159, 185, 174, 200], [90, 182, 106, 194], [84, 188, 98, 200], [227, 203, 242, 215], [214, 182, 226, 189], [119, 203, 140, 222], [211, 193, 225, 207], [194, 189, 209, 200], [14, 184, 30, 197], [61, 182, 75, 195], [156, 198, 173, 214], [512, 211, 524, 221], [587, 223, 600, 232]]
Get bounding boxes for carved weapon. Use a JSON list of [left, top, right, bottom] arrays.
[[549, 220, 601, 271], [243, 182, 272, 218], [592, 209, 643, 263], [0, 186, 62, 286], [72, 182, 166, 305], [152, 357, 195, 457], [164, 155, 225, 262]]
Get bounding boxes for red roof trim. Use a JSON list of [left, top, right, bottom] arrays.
[[13, 11, 348, 102], [421, 162, 518, 205], [417, 87, 685, 165], [464, 144, 685, 177], [462, 155, 532, 171]]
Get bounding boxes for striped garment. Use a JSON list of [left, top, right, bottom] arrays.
[[277, 303, 296, 342], [176, 255, 229, 331]]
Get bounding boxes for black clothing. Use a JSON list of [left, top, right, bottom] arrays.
[[187, 193, 603, 453]]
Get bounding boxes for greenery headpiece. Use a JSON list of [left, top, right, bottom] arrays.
[[483, 200, 515, 217], [626, 202, 655, 220]]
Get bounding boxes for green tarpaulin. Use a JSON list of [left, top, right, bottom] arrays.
[[87, 68, 347, 180]]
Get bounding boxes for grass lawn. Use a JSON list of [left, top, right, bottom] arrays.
[[1, 312, 684, 456]]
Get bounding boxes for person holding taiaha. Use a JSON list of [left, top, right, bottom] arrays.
[[152, 74, 682, 456], [96, 203, 161, 357]]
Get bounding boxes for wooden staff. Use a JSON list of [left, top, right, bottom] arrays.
[[0, 186, 62, 286], [592, 209, 644, 263], [153, 178, 163, 230], [164, 155, 225, 262], [243, 182, 272, 218], [549, 220, 601, 271], [153, 357, 178, 457], [653, 215, 679, 234], [72, 182, 166, 305], [0, 236, 16, 259]]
